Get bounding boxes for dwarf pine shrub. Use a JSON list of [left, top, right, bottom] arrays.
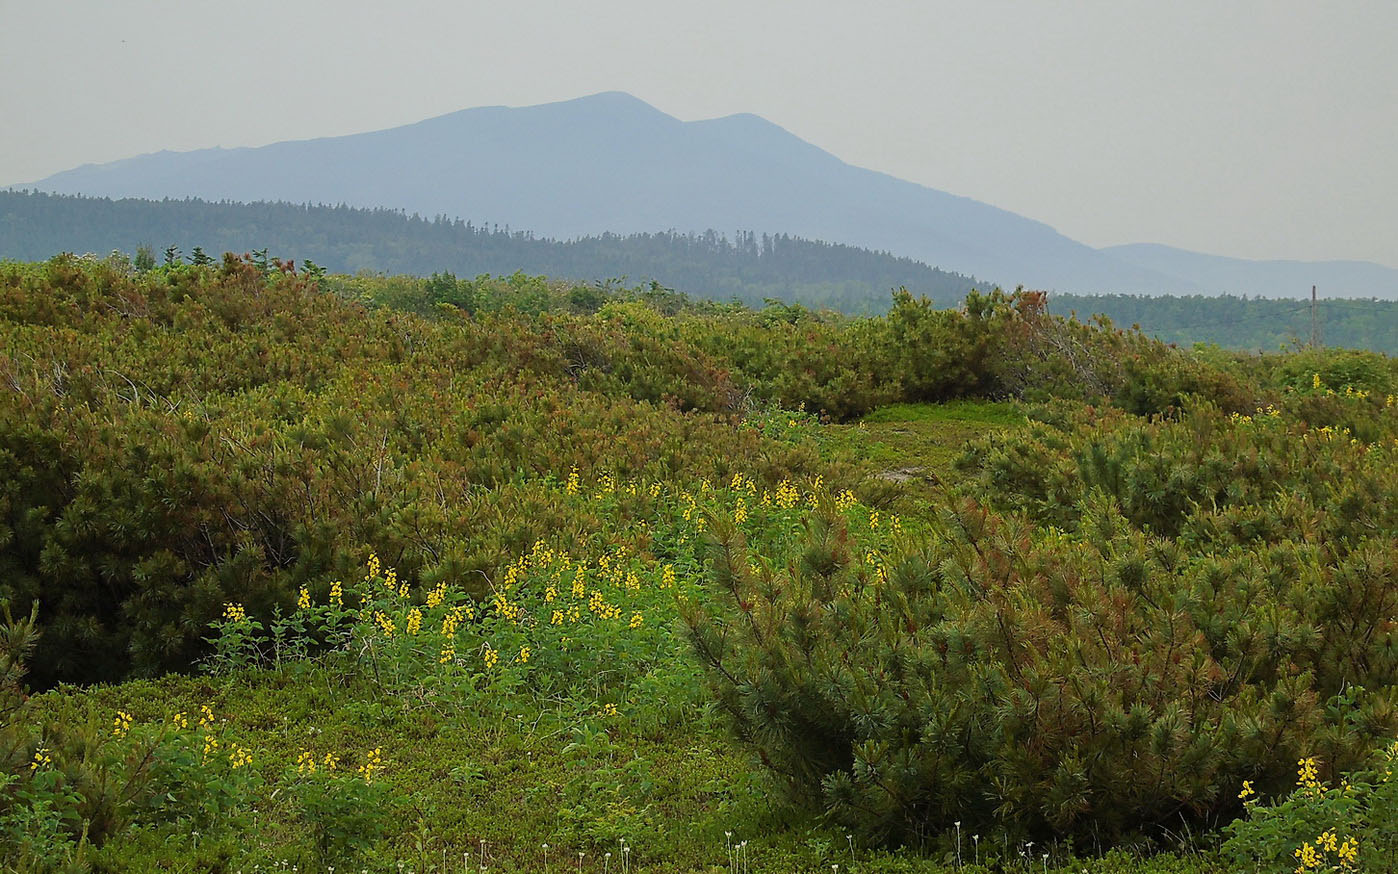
[[685, 396, 1398, 847]]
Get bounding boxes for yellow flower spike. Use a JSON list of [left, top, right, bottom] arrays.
[[297, 586, 311, 611], [30, 747, 53, 772], [602, 703, 619, 717], [359, 748, 382, 783], [1297, 756, 1321, 790], [518, 645, 530, 664], [629, 611, 644, 630], [565, 465, 580, 495], [227, 743, 253, 771], [440, 644, 456, 664], [1337, 837, 1358, 865], [296, 750, 316, 775], [222, 602, 246, 622], [406, 608, 422, 635], [551, 610, 564, 626], [482, 645, 499, 670], [329, 580, 343, 608], [661, 565, 676, 589], [322, 752, 339, 771], [198, 704, 215, 728], [171, 711, 188, 730], [1238, 780, 1255, 800], [113, 710, 133, 737]]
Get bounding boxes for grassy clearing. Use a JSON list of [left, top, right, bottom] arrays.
[[820, 401, 1022, 509]]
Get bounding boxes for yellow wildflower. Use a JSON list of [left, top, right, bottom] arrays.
[[426, 582, 446, 609], [482, 645, 499, 670], [406, 608, 422, 635], [113, 710, 133, 737], [373, 611, 396, 637], [518, 646, 530, 664], [296, 750, 317, 775], [1294, 841, 1318, 870], [1337, 837, 1358, 865], [297, 586, 311, 611], [360, 747, 381, 783], [1297, 756, 1321, 791], [30, 747, 52, 772]]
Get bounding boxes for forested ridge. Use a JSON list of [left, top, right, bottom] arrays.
[[5, 189, 1397, 352], [0, 189, 980, 312]]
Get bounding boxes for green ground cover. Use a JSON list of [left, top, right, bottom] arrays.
[[5, 255, 1398, 872]]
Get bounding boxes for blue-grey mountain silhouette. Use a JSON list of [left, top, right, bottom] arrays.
[[14, 92, 1397, 297]]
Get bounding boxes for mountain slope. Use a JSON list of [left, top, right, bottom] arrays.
[[1103, 243, 1398, 300], [17, 92, 1185, 294]]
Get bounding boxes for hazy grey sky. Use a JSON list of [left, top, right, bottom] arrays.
[[2, 0, 1395, 265]]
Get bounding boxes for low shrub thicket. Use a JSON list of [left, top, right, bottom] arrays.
[[0, 254, 1252, 685], [684, 396, 1398, 847]]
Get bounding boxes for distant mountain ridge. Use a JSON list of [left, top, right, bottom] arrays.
[[1102, 243, 1398, 300], [11, 91, 1398, 298]]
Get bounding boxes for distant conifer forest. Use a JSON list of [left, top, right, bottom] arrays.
[[3, 189, 1395, 352]]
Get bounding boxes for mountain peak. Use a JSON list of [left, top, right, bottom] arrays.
[[23, 93, 1393, 296]]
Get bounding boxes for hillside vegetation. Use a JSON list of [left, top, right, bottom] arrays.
[[6, 191, 1397, 351], [3, 252, 1398, 872]]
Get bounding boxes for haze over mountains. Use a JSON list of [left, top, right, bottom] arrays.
[[12, 92, 1398, 299]]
